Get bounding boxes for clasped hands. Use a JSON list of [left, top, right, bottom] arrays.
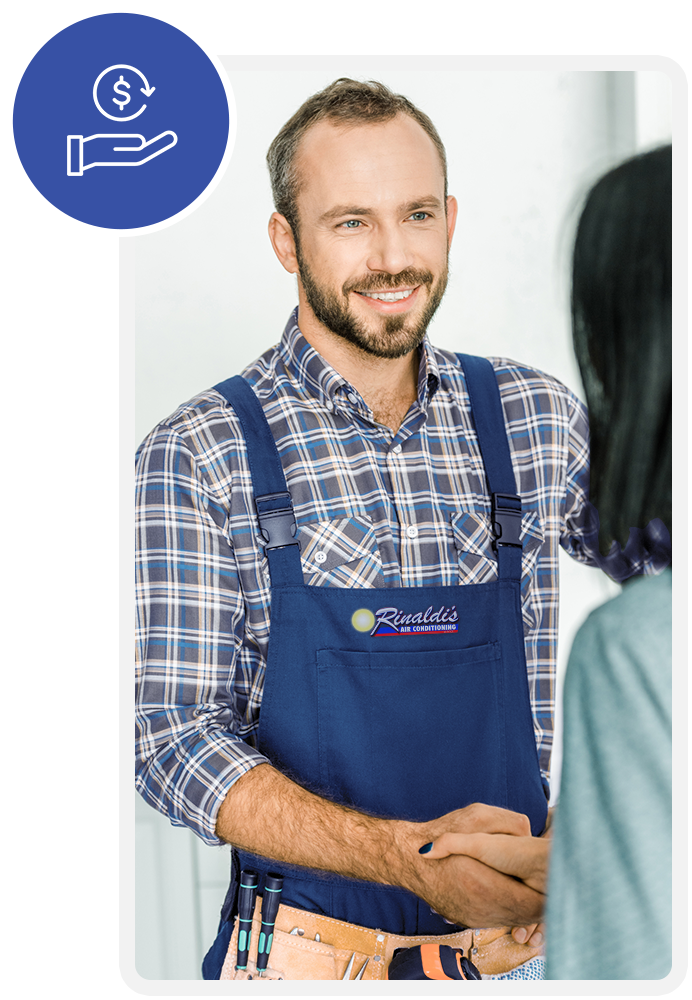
[[409, 802, 551, 947]]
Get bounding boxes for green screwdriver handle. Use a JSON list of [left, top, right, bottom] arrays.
[[255, 873, 283, 974]]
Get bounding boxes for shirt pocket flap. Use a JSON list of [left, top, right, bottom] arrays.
[[451, 509, 545, 634], [298, 515, 384, 587]]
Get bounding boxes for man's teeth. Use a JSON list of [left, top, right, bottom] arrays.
[[360, 288, 414, 301]]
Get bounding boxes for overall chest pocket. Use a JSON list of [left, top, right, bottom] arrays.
[[298, 515, 384, 588], [451, 510, 545, 635], [316, 642, 504, 822]]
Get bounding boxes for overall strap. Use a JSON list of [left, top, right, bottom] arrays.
[[456, 354, 523, 581], [213, 375, 303, 587]]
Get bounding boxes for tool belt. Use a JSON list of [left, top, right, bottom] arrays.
[[219, 898, 543, 980]]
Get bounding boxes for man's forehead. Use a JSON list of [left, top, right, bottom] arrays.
[[293, 114, 445, 205], [297, 113, 439, 161]]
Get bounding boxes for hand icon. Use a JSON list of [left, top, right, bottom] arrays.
[[67, 132, 177, 175]]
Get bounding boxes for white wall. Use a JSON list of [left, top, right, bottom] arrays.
[[133, 65, 672, 979]]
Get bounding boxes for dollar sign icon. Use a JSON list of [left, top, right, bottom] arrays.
[[93, 64, 154, 121], [112, 75, 131, 112]]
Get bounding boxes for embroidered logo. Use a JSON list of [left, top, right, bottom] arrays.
[[351, 605, 459, 636]]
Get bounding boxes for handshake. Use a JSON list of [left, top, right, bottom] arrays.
[[399, 802, 552, 948]]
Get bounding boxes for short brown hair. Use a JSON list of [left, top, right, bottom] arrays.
[[266, 78, 448, 232]]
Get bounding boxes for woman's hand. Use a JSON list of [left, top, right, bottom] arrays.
[[420, 831, 549, 892]]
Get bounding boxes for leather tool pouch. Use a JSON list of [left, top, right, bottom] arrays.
[[219, 900, 543, 981]]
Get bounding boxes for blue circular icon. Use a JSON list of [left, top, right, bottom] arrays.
[[13, 13, 231, 230]]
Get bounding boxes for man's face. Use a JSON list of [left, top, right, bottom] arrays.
[[290, 115, 456, 359]]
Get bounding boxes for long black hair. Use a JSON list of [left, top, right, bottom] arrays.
[[571, 144, 671, 554]]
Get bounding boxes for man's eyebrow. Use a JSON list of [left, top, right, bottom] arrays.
[[401, 198, 444, 213], [318, 197, 444, 224], [318, 205, 373, 223]]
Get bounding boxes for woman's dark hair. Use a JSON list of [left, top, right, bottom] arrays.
[[571, 144, 671, 553]]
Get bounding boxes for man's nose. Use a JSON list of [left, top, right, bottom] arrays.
[[365, 222, 414, 275]]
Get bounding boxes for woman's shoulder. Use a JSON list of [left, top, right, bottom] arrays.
[[584, 570, 671, 633], [569, 569, 672, 690]]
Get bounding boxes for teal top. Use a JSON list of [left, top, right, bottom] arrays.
[[545, 570, 672, 980]]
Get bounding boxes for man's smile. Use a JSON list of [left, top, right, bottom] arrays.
[[351, 284, 421, 314], [357, 288, 416, 302]]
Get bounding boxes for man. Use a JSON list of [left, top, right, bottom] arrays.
[[135, 79, 649, 981]]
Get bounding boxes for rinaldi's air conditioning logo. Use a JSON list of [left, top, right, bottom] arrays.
[[351, 605, 459, 636]]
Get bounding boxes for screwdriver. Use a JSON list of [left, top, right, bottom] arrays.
[[255, 872, 284, 976], [235, 869, 259, 971]]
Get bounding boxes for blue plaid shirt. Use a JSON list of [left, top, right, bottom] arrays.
[[135, 309, 652, 846]]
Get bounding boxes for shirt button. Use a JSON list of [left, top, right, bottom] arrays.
[[392, 444, 402, 454], [348, 392, 359, 404], [405, 525, 419, 539], [325, 400, 333, 411], [315, 550, 327, 564]]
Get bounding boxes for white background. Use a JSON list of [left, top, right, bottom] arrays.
[[3, 3, 687, 997]]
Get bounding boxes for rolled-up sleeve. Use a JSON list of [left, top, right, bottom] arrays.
[[135, 420, 268, 846], [559, 392, 595, 564]]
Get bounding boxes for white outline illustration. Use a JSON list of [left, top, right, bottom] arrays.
[[67, 132, 178, 175], [93, 65, 156, 122]]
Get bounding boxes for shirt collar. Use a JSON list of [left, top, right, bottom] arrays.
[[277, 306, 441, 411], [277, 308, 347, 406]]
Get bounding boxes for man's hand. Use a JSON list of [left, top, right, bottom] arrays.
[[402, 850, 545, 929]]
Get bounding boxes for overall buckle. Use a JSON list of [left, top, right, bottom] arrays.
[[491, 492, 523, 550], [255, 491, 301, 551]]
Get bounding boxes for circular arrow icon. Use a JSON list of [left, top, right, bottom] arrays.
[[93, 64, 155, 121]]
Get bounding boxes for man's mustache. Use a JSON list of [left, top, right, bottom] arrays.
[[342, 268, 435, 295]]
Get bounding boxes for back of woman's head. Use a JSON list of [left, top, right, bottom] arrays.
[[572, 144, 671, 553]]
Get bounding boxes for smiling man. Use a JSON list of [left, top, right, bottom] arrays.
[[135, 79, 648, 982], [278, 113, 452, 358]]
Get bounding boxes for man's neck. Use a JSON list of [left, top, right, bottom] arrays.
[[297, 308, 420, 433]]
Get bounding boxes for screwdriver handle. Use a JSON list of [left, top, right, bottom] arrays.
[[235, 869, 259, 970], [255, 873, 283, 974]]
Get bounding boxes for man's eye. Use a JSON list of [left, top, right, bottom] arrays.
[[409, 212, 429, 221], [341, 220, 362, 228]]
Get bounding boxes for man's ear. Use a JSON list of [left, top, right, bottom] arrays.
[[446, 195, 458, 248], [268, 212, 299, 274]]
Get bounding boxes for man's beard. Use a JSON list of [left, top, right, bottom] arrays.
[[295, 246, 449, 360]]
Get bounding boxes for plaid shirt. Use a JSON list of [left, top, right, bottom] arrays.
[[135, 309, 645, 846]]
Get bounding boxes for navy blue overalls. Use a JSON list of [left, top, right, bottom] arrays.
[[202, 354, 548, 978]]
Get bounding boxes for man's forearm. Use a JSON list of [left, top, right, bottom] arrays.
[[215, 763, 545, 929], [216, 763, 412, 883]]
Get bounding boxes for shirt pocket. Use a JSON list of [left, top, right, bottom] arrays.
[[298, 515, 384, 588], [450, 509, 545, 635]]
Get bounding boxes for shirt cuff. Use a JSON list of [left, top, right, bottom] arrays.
[[136, 734, 271, 847]]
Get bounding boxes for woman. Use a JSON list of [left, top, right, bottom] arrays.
[[421, 144, 672, 980], [544, 143, 672, 980]]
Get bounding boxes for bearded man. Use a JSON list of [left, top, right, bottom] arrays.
[[135, 78, 646, 981]]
